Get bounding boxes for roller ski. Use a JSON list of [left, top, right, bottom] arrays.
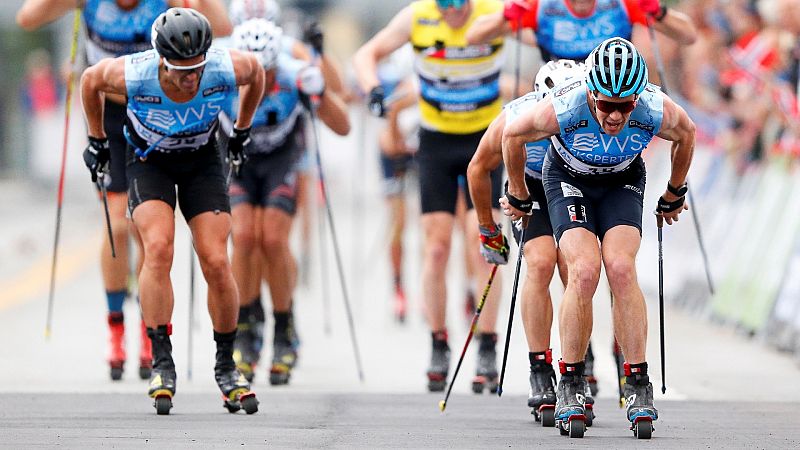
[[623, 362, 657, 439], [471, 333, 498, 394], [233, 323, 260, 383], [426, 331, 450, 392], [138, 319, 153, 380], [527, 350, 556, 427], [108, 313, 126, 381], [146, 325, 176, 415], [269, 314, 298, 386], [216, 367, 259, 414], [555, 362, 588, 438]]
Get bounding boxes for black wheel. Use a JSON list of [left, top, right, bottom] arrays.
[[110, 367, 123, 381], [471, 380, 484, 394], [634, 420, 652, 439], [541, 408, 556, 427], [242, 395, 259, 415], [585, 408, 594, 427], [569, 419, 585, 438], [488, 381, 499, 394], [558, 421, 569, 436], [155, 396, 172, 415]]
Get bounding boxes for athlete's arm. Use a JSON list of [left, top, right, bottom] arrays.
[[655, 93, 696, 224], [80, 56, 127, 138], [16, 0, 79, 31], [627, 0, 697, 46], [352, 6, 413, 94], [468, 113, 505, 228], [465, 11, 510, 45], [501, 96, 558, 211], [230, 49, 265, 130], [181, 0, 233, 37], [383, 78, 417, 155]]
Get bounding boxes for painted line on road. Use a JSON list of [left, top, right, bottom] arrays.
[[0, 234, 99, 311]]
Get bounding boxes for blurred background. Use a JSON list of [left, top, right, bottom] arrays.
[[1, 0, 800, 385]]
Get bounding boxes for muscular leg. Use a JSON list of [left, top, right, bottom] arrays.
[[388, 195, 406, 284], [231, 203, 260, 308], [101, 193, 131, 292], [602, 225, 647, 364], [260, 208, 295, 313], [421, 212, 455, 331], [557, 227, 602, 363], [132, 200, 176, 327], [189, 211, 239, 334], [520, 235, 557, 352]]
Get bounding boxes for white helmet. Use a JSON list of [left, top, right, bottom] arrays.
[[229, 0, 281, 26], [233, 18, 282, 69], [534, 59, 586, 94]]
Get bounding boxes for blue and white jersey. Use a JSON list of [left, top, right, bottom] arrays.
[[504, 91, 549, 179], [535, 0, 635, 61], [83, 0, 168, 65], [549, 79, 663, 176], [222, 53, 306, 154], [124, 47, 238, 154]]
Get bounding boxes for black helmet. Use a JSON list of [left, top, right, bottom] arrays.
[[151, 8, 213, 60]]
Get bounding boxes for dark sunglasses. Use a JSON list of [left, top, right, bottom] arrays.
[[436, 0, 467, 9], [592, 93, 637, 114]]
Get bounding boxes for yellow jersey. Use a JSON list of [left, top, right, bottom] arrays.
[[409, 0, 504, 134]]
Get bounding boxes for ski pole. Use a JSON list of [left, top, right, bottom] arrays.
[[97, 172, 116, 258], [647, 19, 714, 296], [317, 189, 332, 336], [439, 264, 499, 412], [188, 242, 195, 381], [306, 96, 365, 382], [513, 17, 522, 99], [655, 212, 666, 394], [45, 8, 81, 339], [498, 222, 527, 397]]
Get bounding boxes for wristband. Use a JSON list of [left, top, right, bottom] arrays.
[[666, 181, 688, 197], [656, 195, 685, 213], [654, 5, 668, 22]]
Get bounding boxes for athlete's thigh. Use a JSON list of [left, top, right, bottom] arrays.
[[261, 148, 302, 216], [229, 159, 264, 211], [126, 149, 177, 215], [417, 130, 460, 214], [260, 206, 293, 240], [595, 165, 646, 241], [188, 210, 232, 258], [177, 145, 230, 223], [542, 157, 597, 242]]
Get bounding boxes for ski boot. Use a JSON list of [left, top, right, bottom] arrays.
[[472, 333, 499, 394], [147, 324, 176, 415], [108, 313, 126, 381], [269, 312, 298, 386], [233, 322, 259, 383], [527, 350, 556, 427], [623, 362, 657, 439], [426, 330, 450, 392], [555, 361, 587, 438], [393, 285, 407, 324], [215, 330, 258, 414], [138, 319, 153, 380]]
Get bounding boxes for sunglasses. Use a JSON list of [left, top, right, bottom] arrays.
[[163, 56, 208, 74], [592, 93, 637, 114], [436, 0, 467, 9]]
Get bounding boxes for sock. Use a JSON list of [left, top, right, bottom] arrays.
[[106, 290, 126, 314]]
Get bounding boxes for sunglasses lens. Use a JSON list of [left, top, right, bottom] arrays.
[[596, 99, 635, 114], [436, 0, 465, 8]]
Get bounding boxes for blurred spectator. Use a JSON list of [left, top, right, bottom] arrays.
[[21, 49, 58, 117]]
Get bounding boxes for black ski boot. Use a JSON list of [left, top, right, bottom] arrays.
[[269, 311, 298, 386], [233, 303, 261, 383], [147, 325, 176, 415], [623, 362, 657, 439], [528, 349, 556, 427], [555, 361, 587, 438], [215, 330, 258, 414], [472, 333, 499, 394], [426, 330, 450, 392]]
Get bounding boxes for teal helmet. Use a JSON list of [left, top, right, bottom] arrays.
[[585, 38, 648, 98]]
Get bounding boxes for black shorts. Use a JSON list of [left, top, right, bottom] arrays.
[[512, 175, 553, 245], [126, 141, 230, 222], [379, 152, 414, 197], [229, 145, 302, 214], [417, 128, 502, 214], [542, 152, 646, 242], [102, 100, 129, 193]]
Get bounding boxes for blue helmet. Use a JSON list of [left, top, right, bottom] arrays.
[[585, 38, 648, 98]]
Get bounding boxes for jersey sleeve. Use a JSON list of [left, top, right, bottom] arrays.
[[622, 0, 648, 26], [508, 0, 539, 32]]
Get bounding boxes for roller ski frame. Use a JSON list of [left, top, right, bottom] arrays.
[[471, 334, 498, 394], [148, 370, 176, 416], [557, 413, 587, 438], [528, 351, 557, 427], [631, 416, 654, 439], [221, 387, 259, 415], [532, 404, 555, 427], [427, 332, 450, 392]]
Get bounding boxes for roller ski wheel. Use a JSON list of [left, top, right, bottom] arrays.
[[148, 368, 177, 416], [139, 359, 153, 380], [427, 372, 447, 392], [632, 417, 653, 439], [269, 363, 291, 386], [557, 414, 586, 438], [471, 374, 499, 394], [153, 393, 173, 415], [222, 388, 258, 414], [532, 405, 555, 427], [584, 403, 594, 427]]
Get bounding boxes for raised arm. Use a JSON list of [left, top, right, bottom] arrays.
[[468, 113, 506, 228], [352, 6, 413, 94], [80, 56, 128, 138], [655, 93, 696, 224], [465, 10, 510, 45], [230, 49, 265, 129], [501, 96, 558, 217], [16, 0, 78, 31], [650, 7, 697, 46], [181, 0, 233, 37]]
